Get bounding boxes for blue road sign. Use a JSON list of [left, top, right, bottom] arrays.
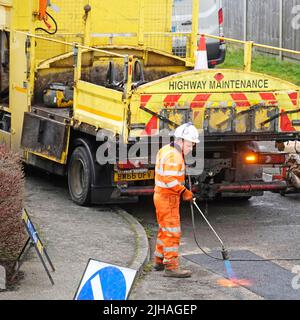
[[75, 260, 137, 300]]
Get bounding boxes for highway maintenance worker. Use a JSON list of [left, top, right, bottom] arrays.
[[153, 122, 200, 278]]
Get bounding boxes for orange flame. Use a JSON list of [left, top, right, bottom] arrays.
[[217, 278, 252, 288]]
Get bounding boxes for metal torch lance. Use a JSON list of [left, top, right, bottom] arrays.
[[188, 175, 229, 261]]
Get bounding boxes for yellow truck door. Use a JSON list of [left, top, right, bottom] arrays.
[[10, 32, 30, 153]]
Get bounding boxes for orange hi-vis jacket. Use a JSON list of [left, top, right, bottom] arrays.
[[154, 143, 186, 195], [154, 143, 186, 269]]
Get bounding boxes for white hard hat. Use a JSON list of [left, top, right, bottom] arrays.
[[174, 122, 200, 143]]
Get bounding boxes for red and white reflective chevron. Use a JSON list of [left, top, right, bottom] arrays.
[[139, 91, 299, 135]]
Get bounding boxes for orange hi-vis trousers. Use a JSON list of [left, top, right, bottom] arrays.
[[154, 192, 182, 270]]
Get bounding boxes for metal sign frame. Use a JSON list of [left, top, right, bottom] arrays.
[[12, 208, 55, 285]]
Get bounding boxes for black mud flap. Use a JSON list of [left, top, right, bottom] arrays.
[[21, 112, 69, 162]]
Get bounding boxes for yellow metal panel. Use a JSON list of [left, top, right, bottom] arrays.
[[25, 125, 70, 164], [130, 69, 300, 136], [10, 31, 30, 154], [35, 36, 75, 63], [44, 0, 86, 34], [208, 108, 233, 132], [143, 0, 173, 52], [144, 1, 172, 33], [135, 70, 300, 94], [13, 0, 31, 30], [190, 0, 199, 64], [35, 0, 86, 61], [90, 0, 139, 46], [74, 80, 126, 137], [235, 112, 248, 134], [244, 41, 254, 72], [253, 108, 272, 131], [28, 151, 67, 164], [34, 1, 175, 60]]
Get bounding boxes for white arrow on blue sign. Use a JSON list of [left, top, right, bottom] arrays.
[[74, 259, 137, 300]]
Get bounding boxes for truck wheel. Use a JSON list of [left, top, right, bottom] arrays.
[[68, 146, 92, 205]]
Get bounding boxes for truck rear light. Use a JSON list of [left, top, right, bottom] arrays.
[[117, 161, 143, 169], [244, 153, 258, 163], [243, 153, 287, 165], [259, 153, 286, 165], [218, 8, 223, 25]]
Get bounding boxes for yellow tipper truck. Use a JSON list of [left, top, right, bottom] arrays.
[[0, 0, 300, 204]]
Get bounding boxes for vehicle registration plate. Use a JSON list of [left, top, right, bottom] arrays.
[[114, 170, 155, 182]]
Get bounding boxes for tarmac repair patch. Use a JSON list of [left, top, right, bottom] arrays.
[[184, 250, 300, 300]]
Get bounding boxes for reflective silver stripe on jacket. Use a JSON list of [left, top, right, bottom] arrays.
[[164, 246, 179, 252], [160, 226, 181, 233], [155, 180, 185, 188], [154, 251, 164, 258], [156, 239, 164, 246], [155, 180, 180, 188], [155, 168, 185, 177]]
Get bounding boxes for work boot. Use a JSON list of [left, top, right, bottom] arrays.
[[163, 268, 192, 278], [153, 263, 165, 271]]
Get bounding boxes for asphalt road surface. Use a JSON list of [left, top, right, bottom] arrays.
[[122, 190, 300, 300]]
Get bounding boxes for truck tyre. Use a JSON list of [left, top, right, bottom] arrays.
[[68, 146, 92, 205]]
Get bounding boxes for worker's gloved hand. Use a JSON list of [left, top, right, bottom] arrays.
[[182, 188, 194, 202]]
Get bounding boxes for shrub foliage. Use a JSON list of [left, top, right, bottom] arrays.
[[0, 145, 26, 261]]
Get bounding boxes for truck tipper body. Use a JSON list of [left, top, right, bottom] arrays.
[[0, 0, 299, 204]]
